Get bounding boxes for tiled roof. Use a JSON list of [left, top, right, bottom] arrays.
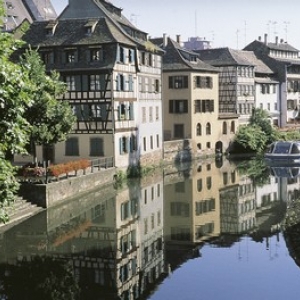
[[21, 17, 140, 48], [162, 38, 218, 72], [266, 41, 299, 52], [197, 47, 252, 66], [236, 51, 273, 74]]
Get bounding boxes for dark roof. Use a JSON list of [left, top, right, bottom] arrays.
[[21, 17, 136, 47], [266, 41, 299, 52], [237, 51, 273, 74], [197, 47, 254, 66], [161, 38, 218, 72], [21, 0, 162, 53]]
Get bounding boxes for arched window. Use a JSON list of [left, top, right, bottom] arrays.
[[222, 122, 227, 134], [196, 123, 202, 136], [206, 122, 211, 135], [230, 121, 235, 133]]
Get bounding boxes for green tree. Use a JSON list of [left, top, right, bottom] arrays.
[[1, 256, 80, 300], [21, 49, 76, 161], [234, 124, 268, 153], [0, 31, 34, 222]]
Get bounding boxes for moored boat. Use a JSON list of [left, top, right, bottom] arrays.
[[264, 141, 300, 165]]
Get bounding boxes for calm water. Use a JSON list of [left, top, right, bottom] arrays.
[[1, 157, 300, 299]]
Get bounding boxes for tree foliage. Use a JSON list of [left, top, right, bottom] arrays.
[[0, 9, 75, 221], [234, 108, 279, 154], [0, 256, 80, 300], [20, 49, 76, 157]]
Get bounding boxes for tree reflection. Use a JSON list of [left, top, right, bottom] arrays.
[[0, 256, 80, 300]]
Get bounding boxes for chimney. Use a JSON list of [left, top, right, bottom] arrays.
[[163, 33, 168, 48], [280, 38, 284, 43], [275, 36, 279, 44], [264, 33, 268, 44], [176, 34, 181, 45], [258, 36, 261, 41]]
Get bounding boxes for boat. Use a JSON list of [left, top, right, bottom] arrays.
[[264, 141, 300, 166]]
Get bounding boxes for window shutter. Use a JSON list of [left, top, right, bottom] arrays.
[[129, 102, 134, 120], [116, 45, 120, 61], [169, 100, 174, 113], [184, 100, 188, 113], [184, 76, 188, 88], [119, 137, 123, 154], [169, 76, 173, 88]]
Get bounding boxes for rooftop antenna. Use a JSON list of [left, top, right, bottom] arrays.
[[195, 10, 197, 37], [236, 29, 240, 49], [130, 14, 139, 26], [284, 21, 290, 42], [244, 20, 247, 46]]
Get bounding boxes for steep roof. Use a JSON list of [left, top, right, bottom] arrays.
[[236, 51, 273, 74], [197, 47, 255, 66], [21, 17, 136, 47], [159, 38, 218, 72], [20, 0, 162, 52]]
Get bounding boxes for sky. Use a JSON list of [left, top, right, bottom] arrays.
[[51, 0, 300, 50]]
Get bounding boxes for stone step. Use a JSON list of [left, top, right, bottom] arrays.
[[0, 197, 44, 232]]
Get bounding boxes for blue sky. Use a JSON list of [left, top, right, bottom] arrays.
[[51, 0, 300, 50]]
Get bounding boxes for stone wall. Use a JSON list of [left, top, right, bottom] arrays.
[[19, 168, 116, 208], [163, 139, 215, 163]]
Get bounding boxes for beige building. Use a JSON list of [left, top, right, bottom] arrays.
[[152, 35, 237, 157]]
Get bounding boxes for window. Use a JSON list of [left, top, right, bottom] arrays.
[[41, 51, 54, 64], [128, 49, 135, 63], [155, 106, 159, 120], [206, 142, 211, 148], [128, 75, 134, 92], [65, 76, 76, 91], [143, 137, 147, 151], [90, 48, 103, 61], [206, 122, 211, 135], [195, 76, 213, 88], [230, 121, 235, 133], [149, 107, 153, 122], [169, 100, 188, 113], [174, 124, 184, 139], [89, 74, 101, 90], [116, 74, 125, 91], [196, 123, 202, 136], [65, 49, 76, 63], [169, 76, 188, 89], [206, 177, 212, 189], [222, 122, 227, 134], [155, 79, 160, 92], [65, 137, 79, 156], [119, 136, 129, 154], [150, 135, 154, 149], [130, 134, 137, 152], [156, 134, 160, 148], [171, 202, 189, 217], [195, 198, 215, 215], [197, 179, 202, 192], [90, 138, 104, 156], [142, 107, 146, 123], [194, 99, 214, 113]]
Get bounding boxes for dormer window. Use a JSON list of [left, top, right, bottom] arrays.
[[84, 20, 97, 35], [45, 21, 57, 36]]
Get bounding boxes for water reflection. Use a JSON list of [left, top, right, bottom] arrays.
[[1, 160, 300, 299]]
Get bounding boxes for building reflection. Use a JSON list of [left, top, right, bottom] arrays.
[[0, 173, 166, 300], [1, 161, 300, 299]]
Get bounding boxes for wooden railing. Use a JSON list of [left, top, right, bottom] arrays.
[[90, 157, 114, 172]]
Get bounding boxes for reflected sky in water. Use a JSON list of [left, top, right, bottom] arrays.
[[150, 235, 300, 300], [2, 158, 300, 299]]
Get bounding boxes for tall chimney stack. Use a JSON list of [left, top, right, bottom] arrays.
[[264, 33, 268, 44]]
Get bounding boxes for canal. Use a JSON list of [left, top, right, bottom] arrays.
[[1, 157, 300, 299]]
